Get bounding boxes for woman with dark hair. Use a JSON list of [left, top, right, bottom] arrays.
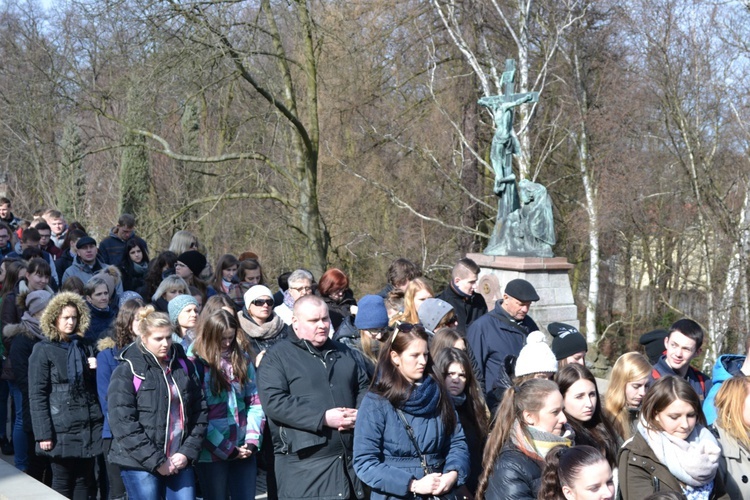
[[429, 327, 467, 359], [175, 250, 216, 302], [317, 268, 356, 331], [228, 259, 266, 310], [618, 376, 728, 499], [555, 364, 620, 467], [137, 250, 178, 301], [353, 323, 469, 499], [2, 257, 53, 327], [538, 445, 614, 500], [211, 254, 239, 294], [188, 310, 265, 500], [29, 292, 103, 499], [96, 298, 145, 500], [434, 347, 488, 495], [118, 238, 150, 292], [83, 276, 118, 344], [107, 306, 207, 499], [477, 378, 572, 499]]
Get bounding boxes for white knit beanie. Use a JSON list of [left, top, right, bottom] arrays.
[[514, 331, 558, 377]]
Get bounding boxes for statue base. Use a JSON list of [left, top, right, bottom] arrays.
[[467, 253, 579, 332]]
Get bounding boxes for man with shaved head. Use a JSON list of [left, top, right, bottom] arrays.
[[257, 295, 368, 500]]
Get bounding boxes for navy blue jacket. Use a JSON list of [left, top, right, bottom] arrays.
[[651, 355, 712, 401], [353, 391, 470, 499], [466, 300, 538, 400], [98, 229, 148, 266], [96, 337, 121, 439]]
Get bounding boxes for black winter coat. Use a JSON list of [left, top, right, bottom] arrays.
[[257, 335, 369, 500], [484, 443, 543, 500], [437, 284, 488, 333], [107, 341, 207, 473], [28, 339, 103, 458], [5, 322, 44, 433]]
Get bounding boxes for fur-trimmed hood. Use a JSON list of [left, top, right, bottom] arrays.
[[96, 335, 116, 352], [14, 281, 55, 311], [39, 292, 91, 342], [3, 322, 39, 341]]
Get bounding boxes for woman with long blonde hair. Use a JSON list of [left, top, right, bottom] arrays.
[[713, 376, 750, 499], [603, 352, 651, 441], [390, 277, 433, 325]]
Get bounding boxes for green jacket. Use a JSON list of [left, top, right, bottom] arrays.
[[618, 431, 729, 500]]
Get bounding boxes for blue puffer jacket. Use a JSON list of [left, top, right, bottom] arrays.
[[704, 354, 746, 425], [353, 379, 470, 500]]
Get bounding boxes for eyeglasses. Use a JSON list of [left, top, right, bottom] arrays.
[[251, 299, 274, 307], [444, 315, 458, 324], [390, 322, 425, 344], [290, 286, 312, 293]]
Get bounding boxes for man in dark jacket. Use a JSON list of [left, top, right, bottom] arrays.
[[0, 197, 22, 231], [257, 295, 369, 500], [437, 258, 487, 333], [98, 214, 148, 265], [0, 222, 14, 257], [376, 258, 420, 298], [651, 318, 712, 401], [466, 278, 540, 410]]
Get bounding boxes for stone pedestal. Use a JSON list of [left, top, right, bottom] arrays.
[[467, 253, 579, 332]]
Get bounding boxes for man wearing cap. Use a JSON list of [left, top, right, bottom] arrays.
[[437, 258, 487, 333], [62, 235, 115, 289], [466, 278, 540, 407]]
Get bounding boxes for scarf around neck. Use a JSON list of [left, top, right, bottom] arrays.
[[637, 419, 720, 488], [241, 310, 285, 339], [511, 420, 573, 461], [56, 336, 86, 394], [283, 290, 295, 309], [20, 311, 45, 340], [400, 376, 441, 417]]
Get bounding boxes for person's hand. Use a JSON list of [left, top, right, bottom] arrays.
[[169, 453, 188, 470], [157, 461, 176, 476], [38, 440, 53, 451], [236, 444, 253, 459], [255, 350, 266, 367], [410, 473, 442, 495], [433, 470, 458, 495], [88, 357, 97, 370], [324, 408, 357, 431]]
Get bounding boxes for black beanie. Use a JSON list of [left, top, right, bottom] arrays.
[[177, 250, 207, 277], [548, 322, 588, 360], [639, 329, 669, 365]]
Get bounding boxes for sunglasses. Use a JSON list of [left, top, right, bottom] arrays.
[[251, 299, 274, 307], [390, 322, 425, 343]]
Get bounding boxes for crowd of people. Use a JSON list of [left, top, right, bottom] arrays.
[[0, 200, 748, 500]]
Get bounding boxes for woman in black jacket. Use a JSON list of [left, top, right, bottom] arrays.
[[28, 291, 103, 500], [107, 305, 207, 500], [434, 347, 489, 496], [476, 378, 573, 500]]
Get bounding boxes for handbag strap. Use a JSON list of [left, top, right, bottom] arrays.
[[395, 408, 431, 475]]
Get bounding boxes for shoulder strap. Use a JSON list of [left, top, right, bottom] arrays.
[[395, 408, 430, 475]]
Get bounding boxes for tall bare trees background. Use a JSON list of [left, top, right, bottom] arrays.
[[1, 0, 749, 367]]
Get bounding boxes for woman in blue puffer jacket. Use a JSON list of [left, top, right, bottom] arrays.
[[353, 323, 470, 499]]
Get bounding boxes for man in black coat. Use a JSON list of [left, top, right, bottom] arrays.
[[257, 295, 369, 500], [466, 279, 540, 410], [437, 258, 487, 333]]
